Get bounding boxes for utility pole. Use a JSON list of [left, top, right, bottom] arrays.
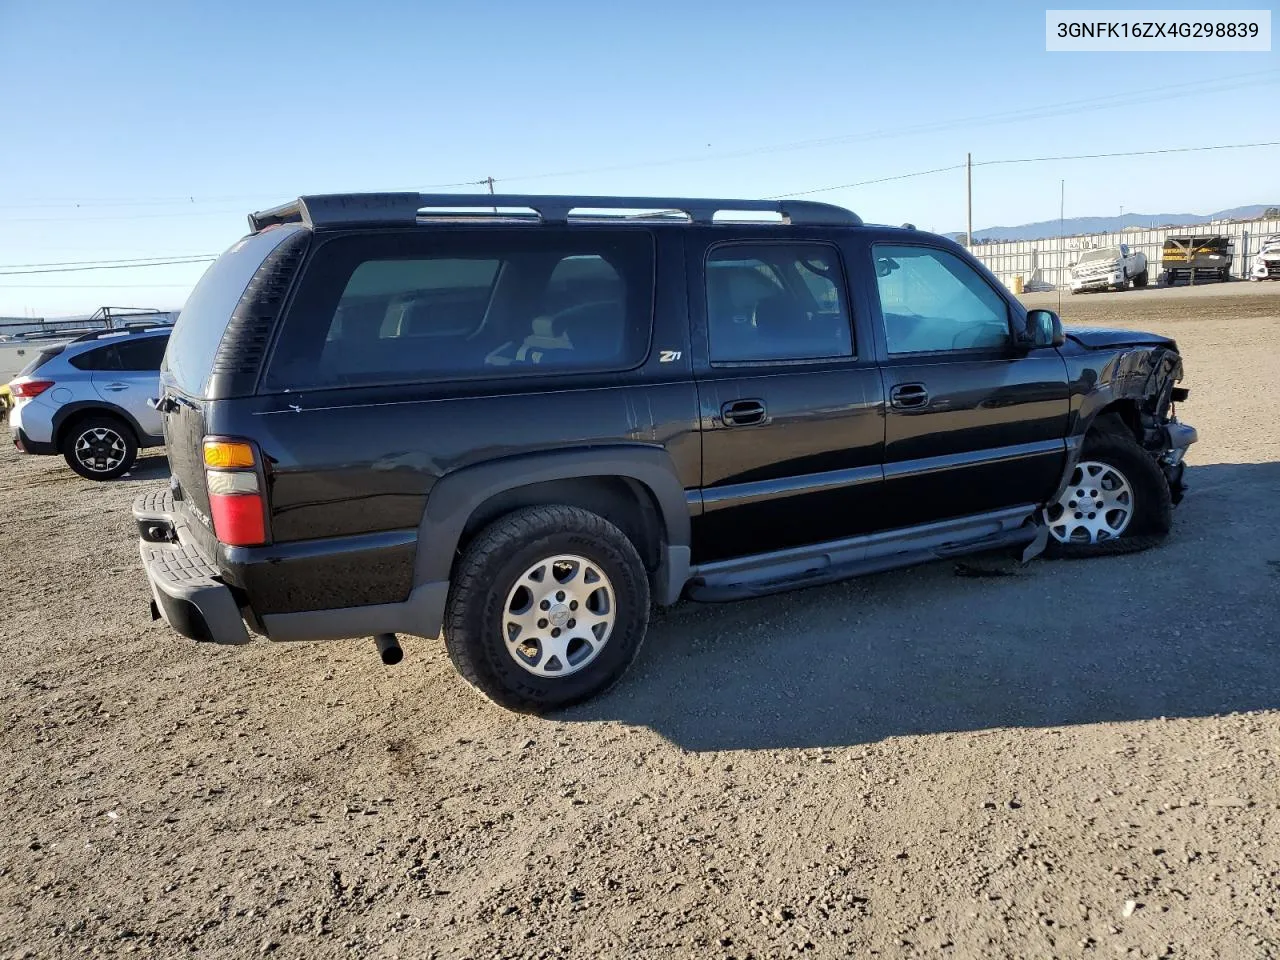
[[1058, 179, 1065, 314], [485, 176, 496, 214], [966, 153, 973, 247]]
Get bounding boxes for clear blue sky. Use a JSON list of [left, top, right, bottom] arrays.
[[1, 0, 1276, 316]]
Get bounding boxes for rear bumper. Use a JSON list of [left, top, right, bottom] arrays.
[[137, 489, 250, 645], [134, 488, 449, 646], [10, 424, 57, 455]]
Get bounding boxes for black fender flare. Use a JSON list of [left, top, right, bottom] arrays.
[[51, 401, 151, 449], [413, 445, 693, 604]]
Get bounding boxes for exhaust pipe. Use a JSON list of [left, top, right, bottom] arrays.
[[374, 633, 403, 666]]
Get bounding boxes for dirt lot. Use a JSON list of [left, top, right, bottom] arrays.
[[2, 282, 1278, 960]]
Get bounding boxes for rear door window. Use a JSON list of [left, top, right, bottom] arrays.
[[264, 230, 654, 391], [69, 344, 123, 371], [705, 243, 853, 363], [116, 335, 169, 371]]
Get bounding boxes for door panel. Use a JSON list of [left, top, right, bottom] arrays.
[[92, 370, 163, 436], [861, 239, 1071, 529], [879, 354, 1069, 528], [694, 369, 885, 562], [688, 233, 886, 564]]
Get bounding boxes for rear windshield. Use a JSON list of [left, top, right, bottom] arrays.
[[263, 228, 654, 391], [18, 344, 66, 376], [164, 227, 300, 396]]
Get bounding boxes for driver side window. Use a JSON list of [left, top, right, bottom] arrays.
[[873, 244, 1010, 355]]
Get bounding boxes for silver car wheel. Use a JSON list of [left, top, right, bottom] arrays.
[[502, 554, 615, 678], [1045, 460, 1134, 544], [74, 426, 127, 474]]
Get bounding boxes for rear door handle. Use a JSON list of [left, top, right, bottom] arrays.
[[721, 398, 767, 426], [890, 383, 930, 409], [103, 382, 130, 392]]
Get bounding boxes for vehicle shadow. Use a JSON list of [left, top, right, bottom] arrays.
[[565, 461, 1280, 751], [117, 453, 170, 483]]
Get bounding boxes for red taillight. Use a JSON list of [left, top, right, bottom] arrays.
[[11, 380, 54, 398], [209, 491, 267, 547], [204, 438, 268, 546]]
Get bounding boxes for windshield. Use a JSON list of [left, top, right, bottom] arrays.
[[1078, 247, 1121, 264]]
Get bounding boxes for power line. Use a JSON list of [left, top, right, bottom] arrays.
[[772, 138, 1280, 198], [976, 139, 1280, 168], [765, 164, 967, 199], [0, 257, 215, 276], [0, 283, 195, 288], [437, 69, 1280, 187], [0, 254, 218, 270], [5, 70, 1277, 213], [7, 136, 1279, 279]]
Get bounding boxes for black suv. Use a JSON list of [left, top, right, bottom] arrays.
[[135, 193, 1196, 710]]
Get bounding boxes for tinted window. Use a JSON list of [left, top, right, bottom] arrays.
[[705, 243, 852, 363], [165, 228, 300, 396], [69, 344, 122, 371], [873, 245, 1010, 354], [265, 230, 653, 390], [116, 335, 169, 371]]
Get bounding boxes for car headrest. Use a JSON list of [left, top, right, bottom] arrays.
[[752, 293, 803, 338]]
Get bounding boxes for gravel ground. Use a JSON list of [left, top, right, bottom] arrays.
[[2, 283, 1278, 959]]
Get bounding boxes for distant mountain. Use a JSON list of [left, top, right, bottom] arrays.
[[949, 204, 1280, 243]]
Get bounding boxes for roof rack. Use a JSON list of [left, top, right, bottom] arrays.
[[248, 193, 861, 232], [69, 322, 171, 344]]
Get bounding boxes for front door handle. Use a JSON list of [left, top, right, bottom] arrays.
[[890, 383, 930, 409], [721, 398, 767, 426]]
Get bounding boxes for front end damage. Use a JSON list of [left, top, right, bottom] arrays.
[[1108, 343, 1196, 504]]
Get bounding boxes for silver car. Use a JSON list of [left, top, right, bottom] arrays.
[[7, 326, 169, 480]]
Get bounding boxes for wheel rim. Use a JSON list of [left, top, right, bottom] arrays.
[[502, 554, 615, 678], [1045, 460, 1134, 544], [74, 426, 126, 473]]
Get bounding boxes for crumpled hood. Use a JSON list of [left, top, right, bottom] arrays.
[[1064, 325, 1176, 349]]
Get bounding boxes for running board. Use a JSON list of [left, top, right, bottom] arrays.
[[685, 506, 1039, 603]]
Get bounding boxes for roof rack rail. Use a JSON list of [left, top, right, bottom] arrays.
[[248, 193, 861, 232], [69, 322, 170, 344]]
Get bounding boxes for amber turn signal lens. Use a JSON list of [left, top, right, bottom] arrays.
[[203, 439, 256, 469]]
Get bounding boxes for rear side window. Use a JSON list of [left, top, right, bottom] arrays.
[[264, 230, 654, 391], [705, 243, 853, 363], [17, 345, 66, 376], [164, 227, 301, 396]]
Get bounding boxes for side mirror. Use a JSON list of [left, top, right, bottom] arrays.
[[1020, 309, 1066, 349]]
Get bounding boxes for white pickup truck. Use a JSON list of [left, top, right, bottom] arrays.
[[1069, 244, 1148, 294]]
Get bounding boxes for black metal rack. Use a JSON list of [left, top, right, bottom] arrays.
[[249, 193, 862, 232]]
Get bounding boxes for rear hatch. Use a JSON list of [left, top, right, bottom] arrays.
[[159, 225, 310, 549]]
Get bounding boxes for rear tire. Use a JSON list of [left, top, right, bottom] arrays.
[[442, 505, 650, 712], [61, 415, 138, 481], [1044, 432, 1173, 559], [1133, 269, 1149, 288]]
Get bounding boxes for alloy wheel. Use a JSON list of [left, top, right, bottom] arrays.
[[502, 554, 616, 677], [1045, 460, 1134, 544], [74, 426, 127, 474]]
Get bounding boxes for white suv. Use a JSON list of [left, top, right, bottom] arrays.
[[8, 326, 170, 479]]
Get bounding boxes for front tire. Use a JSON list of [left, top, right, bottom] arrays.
[[61, 415, 138, 481], [443, 505, 651, 712], [1044, 432, 1173, 559]]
